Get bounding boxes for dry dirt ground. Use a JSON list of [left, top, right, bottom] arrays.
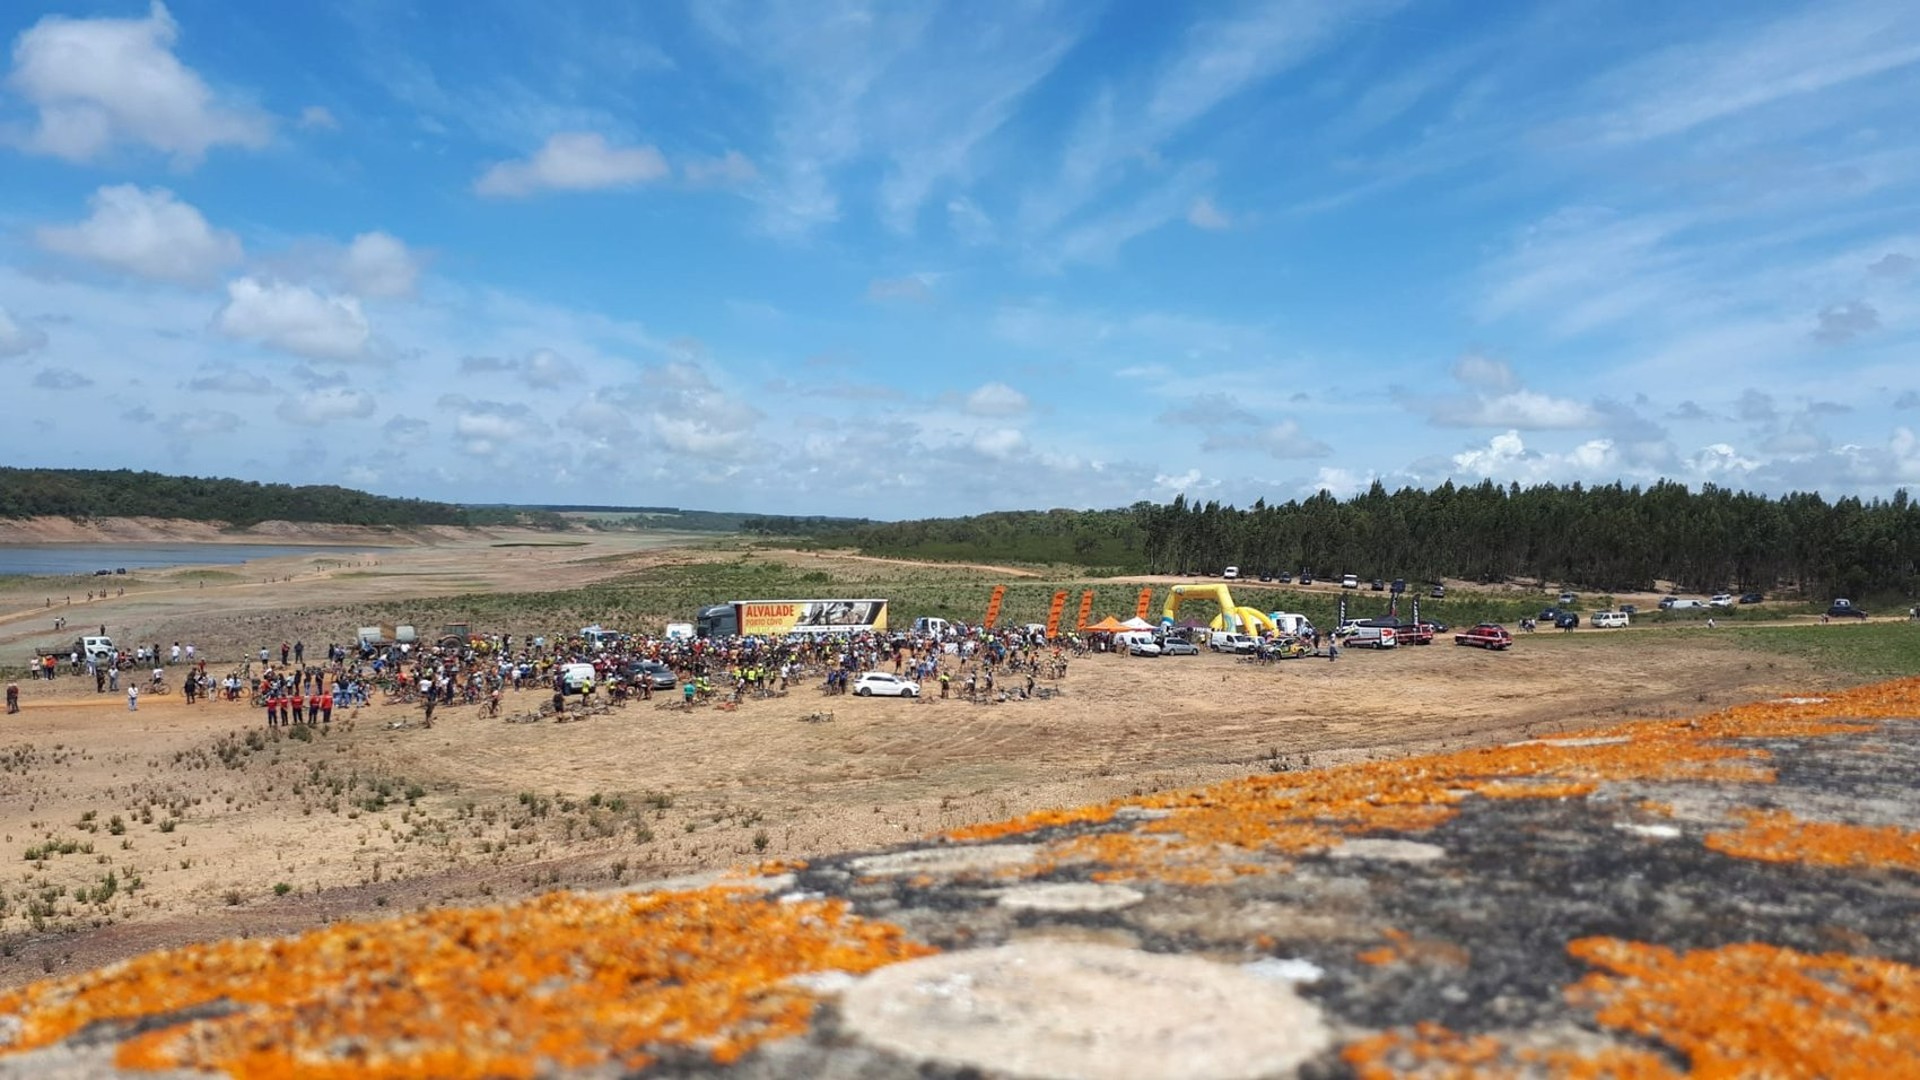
[[0, 535, 1860, 989]]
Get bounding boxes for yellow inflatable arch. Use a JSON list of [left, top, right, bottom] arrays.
[[1161, 584, 1277, 635]]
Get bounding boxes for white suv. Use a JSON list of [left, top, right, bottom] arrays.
[[853, 672, 920, 697], [1709, 594, 1735, 608], [1340, 574, 1359, 589]]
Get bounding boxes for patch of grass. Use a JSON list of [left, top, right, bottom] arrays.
[[1724, 622, 1920, 678]]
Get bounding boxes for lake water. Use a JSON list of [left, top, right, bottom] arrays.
[[0, 543, 385, 577]]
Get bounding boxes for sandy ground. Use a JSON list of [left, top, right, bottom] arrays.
[[0, 534, 1864, 987]]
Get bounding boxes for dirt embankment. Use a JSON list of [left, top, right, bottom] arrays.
[[0, 517, 497, 547]]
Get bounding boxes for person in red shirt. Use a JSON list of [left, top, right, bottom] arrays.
[[290, 692, 306, 726], [319, 690, 333, 724], [269, 693, 286, 727]]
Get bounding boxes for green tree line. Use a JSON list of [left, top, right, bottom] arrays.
[[0, 468, 543, 529], [805, 480, 1920, 601]]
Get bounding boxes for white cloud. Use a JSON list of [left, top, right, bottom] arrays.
[[1584, 1, 1920, 145], [1248, 420, 1331, 460], [866, 274, 936, 303], [1187, 197, 1230, 230], [37, 185, 242, 286], [0, 307, 49, 357], [947, 197, 995, 246], [159, 410, 241, 438], [474, 132, 669, 197], [31, 368, 92, 390], [972, 428, 1027, 458], [340, 232, 421, 299], [1449, 430, 1620, 483], [298, 105, 338, 131], [276, 387, 376, 425], [1451, 352, 1517, 391], [683, 150, 757, 187], [963, 382, 1030, 416], [215, 277, 371, 361], [1811, 301, 1880, 344], [383, 416, 429, 445], [521, 349, 578, 388], [184, 363, 271, 394], [600, 362, 760, 460], [1432, 389, 1601, 429], [444, 398, 550, 455], [5, 1, 272, 165]]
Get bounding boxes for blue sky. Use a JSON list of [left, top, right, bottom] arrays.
[[2, 0, 1918, 518]]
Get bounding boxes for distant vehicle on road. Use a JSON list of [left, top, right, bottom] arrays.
[[1454, 624, 1514, 650], [1158, 638, 1200, 656], [1826, 602, 1868, 620], [1370, 579, 1385, 591], [1738, 593, 1765, 605], [1558, 591, 1577, 605], [1592, 611, 1629, 628], [1554, 612, 1580, 630], [1223, 566, 1240, 580], [1430, 583, 1447, 599], [1710, 593, 1736, 608], [1341, 574, 1359, 589]]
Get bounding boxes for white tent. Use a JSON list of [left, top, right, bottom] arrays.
[[1120, 617, 1156, 631]]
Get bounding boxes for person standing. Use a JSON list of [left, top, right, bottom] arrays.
[[6, 682, 18, 715], [127, 683, 138, 712], [319, 688, 333, 724], [1327, 634, 1338, 662]]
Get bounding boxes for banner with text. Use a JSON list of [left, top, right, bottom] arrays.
[[983, 585, 1006, 629], [735, 599, 889, 636]]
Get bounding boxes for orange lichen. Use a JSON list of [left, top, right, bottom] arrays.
[[1462, 779, 1598, 800], [944, 803, 1117, 842], [955, 677, 1920, 890], [1354, 929, 1471, 970], [1704, 809, 1920, 873], [0, 886, 934, 1079], [1567, 938, 1920, 1076], [1341, 1021, 1677, 1079]]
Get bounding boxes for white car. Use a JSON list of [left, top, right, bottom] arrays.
[[853, 672, 920, 697], [1341, 574, 1359, 589], [1709, 593, 1736, 608], [1223, 566, 1240, 580]]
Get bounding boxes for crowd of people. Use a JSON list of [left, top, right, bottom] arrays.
[[10, 620, 1088, 724]]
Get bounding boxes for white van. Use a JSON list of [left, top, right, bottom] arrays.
[[1209, 631, 1257, 653], [1270, 612, 1314, 637], [1338, 623, 1398, 648], [78, 635, 117, 663], [1222, 566, 1240, 580], [912, 617, 952, 637], [1341, 574, 1359, 589], [1592, 611, 1629, 628], [1114, 631, 1162, 655], [559, 662, 598, 693], [1662, 598, 1706, 610]]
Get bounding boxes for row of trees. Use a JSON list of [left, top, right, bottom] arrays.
[[0, 468, 525, 528], [809, 480, 1920, 601]]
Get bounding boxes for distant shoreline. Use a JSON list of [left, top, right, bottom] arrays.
[[0, 515, 489, 548]]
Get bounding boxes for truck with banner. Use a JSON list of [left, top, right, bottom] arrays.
[[696, 599, 889, 638]]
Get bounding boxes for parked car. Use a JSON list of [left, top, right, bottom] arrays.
[[1114, 631, 1162, 656], [1553, 612, 1580, 630], [1709, 593, 1736, 608], [1391, 578, 1406, 594], [1370, 579, 1385, 591], [853, 672, 920, 697], [1430, 583, 1447, 599], [1222, 566, 1240, 580], [1826, 603, 1868, 620], [1592, 611, 1629, 628], [1158, 638, 1200, 656], [1539, 607, 1564, 621], [1257, 571, 1273, 582], [1341, 574, 1359, 589], [1619, 603, 1638, 615], [1276, 571, 1293, 583], [621, 660, 678, 690], [1299, 572, 1314, 585], [1558, 591, 1577, 605], [1454, 624, 1514, 650], [1738, 593, 1765, 605], [1660, 597, 1706, 610]]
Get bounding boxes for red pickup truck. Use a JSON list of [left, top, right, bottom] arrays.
[[1454, 623, 1514, 650]]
